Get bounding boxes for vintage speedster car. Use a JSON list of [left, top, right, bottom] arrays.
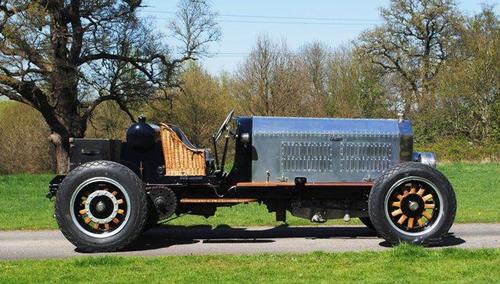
[[48, 111, 456, 252]]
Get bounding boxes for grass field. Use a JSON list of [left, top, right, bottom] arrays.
[[0, 245, 498, 283], [0, 163, 498, 230]]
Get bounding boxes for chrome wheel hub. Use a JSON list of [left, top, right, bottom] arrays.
[[408, 201, 419, 211], [384, 176, 443, 236], [85, 190, 119, 224], [70, 177, 130, 238], [95, 201, 106, 213]]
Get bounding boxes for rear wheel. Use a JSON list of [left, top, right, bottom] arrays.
[[368, 162, 456, 245], [55, 161, 148, 252]]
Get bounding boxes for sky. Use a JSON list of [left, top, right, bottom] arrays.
[[140, 0, 499, 75]]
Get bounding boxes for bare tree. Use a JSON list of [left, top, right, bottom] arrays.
[[357, 0, 460, 115], [298, 42, 329, 100], [235, 36, 278, 116], [0, 0, 220, 173], [234, 36, 309, 116], [322, 46, 389, 118]]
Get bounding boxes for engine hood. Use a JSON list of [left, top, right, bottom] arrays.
[[252, 116, 411, 136], [248, 116, 413, 183]]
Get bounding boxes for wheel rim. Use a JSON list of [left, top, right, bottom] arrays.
[[70, 177, 131, 238], [384, 176, 444, 236]]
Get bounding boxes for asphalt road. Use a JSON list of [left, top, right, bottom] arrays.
[[0, 223, 498, 260]]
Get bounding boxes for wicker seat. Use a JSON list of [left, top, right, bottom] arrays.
[[160, 123, 206, 176]]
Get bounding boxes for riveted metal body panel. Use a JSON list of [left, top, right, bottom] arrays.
[[251, 116, 413, 183]]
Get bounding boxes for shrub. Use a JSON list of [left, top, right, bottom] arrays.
[[0, 102, 55, 174], [415, 139, 499, 162]]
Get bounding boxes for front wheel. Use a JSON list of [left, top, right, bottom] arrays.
[[55, 161, 148, 252], [368, 162, 456, 245]]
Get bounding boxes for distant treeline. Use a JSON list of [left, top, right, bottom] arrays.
[[0, 1, 497, 174]]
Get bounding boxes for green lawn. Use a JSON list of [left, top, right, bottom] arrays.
[[0, 163, 498, 230], [0, 245, 498, 283]]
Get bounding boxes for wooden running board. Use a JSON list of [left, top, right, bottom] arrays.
[[235, 181, 374, 188]]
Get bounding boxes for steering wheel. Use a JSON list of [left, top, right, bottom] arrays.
[[214, 109, 235, 141]]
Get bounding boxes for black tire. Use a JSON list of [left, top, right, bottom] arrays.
[[55, 160, 148, 252], [359, 217, 375, 230], [368, 162, 456, 245]]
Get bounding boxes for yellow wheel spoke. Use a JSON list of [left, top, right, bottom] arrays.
[[117, 209, 125, 215], [424, 203, 435, 209], [408, 218, 414, 229], [391, 201, 401, 208], [395, 194, 404, 200], [416, 188, 425, 196], [397, 215, 408, 225], [79, 209, 86, 215], [104, 223, 110, 230], [409, 187, 416, 194], [417, 218, 424, 227], [112, 191, 118, 196], [422, 194, 433, 202], [117, 199, 124, 205], [422, 211, 432, 220], [112, 218, 120, 224], [391, 209, 403, 217], [92, 223, 99, 230], [84, 217, 91, 224]]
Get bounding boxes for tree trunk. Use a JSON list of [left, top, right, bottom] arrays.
[[47, 73, 81, 175], [49, 132, 70, 174], [45, 1, 82, 174]]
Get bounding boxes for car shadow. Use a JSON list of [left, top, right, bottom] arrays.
[[378, 232, 466, 248], [164, 224, 377, 239], [76, 225, 466, 253], [120, 225, 379, 252]]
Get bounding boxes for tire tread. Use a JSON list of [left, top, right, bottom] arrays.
[[55, 160, 148, 252], [368, 162, 456, 245]]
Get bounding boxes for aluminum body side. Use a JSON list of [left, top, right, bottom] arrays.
[[251, 116, 413, 183]]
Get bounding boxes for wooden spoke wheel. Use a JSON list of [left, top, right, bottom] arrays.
[[55, 161, 148, 252], [385, 177, 441, 234], [71, 179, 130, 238], [368, 162, 456, 245]]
